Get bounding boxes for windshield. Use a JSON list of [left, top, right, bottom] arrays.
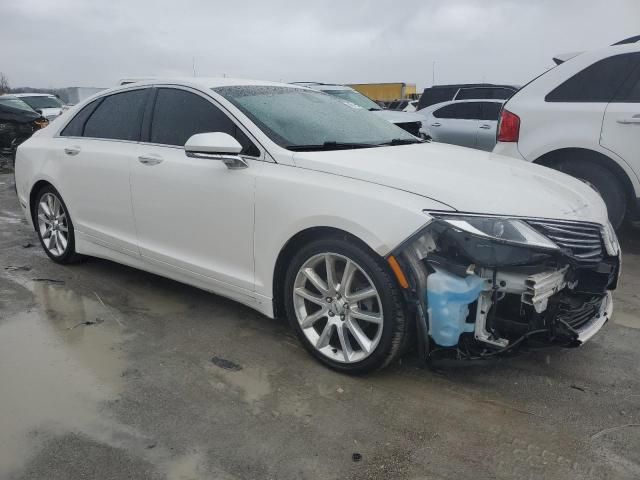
[[19, 95, 64, 109], [0, 97, 36, 112], [321, 89, 381, 111], [214, 86, 417, 150]]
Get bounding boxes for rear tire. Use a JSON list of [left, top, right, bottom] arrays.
[[34, 185, 84, 264], [557, 160, 627, 229], [283, 235, 408, 374]]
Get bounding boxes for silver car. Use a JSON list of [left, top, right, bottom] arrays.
[[418, 99, 504, 151]]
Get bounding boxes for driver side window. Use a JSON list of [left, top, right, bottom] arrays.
[[149, 88, 260, 157]]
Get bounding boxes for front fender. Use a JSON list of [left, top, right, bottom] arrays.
[[253, 162, 453, 302]]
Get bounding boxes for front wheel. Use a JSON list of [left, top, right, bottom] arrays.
[[284, 236, 408, 374]]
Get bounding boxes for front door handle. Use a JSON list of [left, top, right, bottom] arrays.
[[479, 124, 492, 129], [431, 122, 441, 127], [138, 155, 163, 166], [617, 115, 640, 125], [64, 146, 81, 156]]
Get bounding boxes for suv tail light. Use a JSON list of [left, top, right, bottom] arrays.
[[497, 109, 520, 142]]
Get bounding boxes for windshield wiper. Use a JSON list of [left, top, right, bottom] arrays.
[[379, 138, 424, 146], [368, 107, 382, 111], [286, 141, 378, 151]]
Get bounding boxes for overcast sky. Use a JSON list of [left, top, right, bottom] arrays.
[[2, 0, 639, 90]]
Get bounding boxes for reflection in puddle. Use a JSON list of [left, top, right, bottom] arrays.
[[0, 282, 126, 477], [123, 280, 194, 316]]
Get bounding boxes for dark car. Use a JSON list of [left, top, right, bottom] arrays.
[[416, 83, 518, 110], [0, 96, 48, 166]]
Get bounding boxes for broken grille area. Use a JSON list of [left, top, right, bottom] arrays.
[[554, 294, 605, 331], [526, 219, 603, 264]]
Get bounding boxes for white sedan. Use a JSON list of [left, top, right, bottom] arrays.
[[14, 78, 620, 373]]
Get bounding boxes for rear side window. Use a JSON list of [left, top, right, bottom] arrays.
[[60, 99, 101, 137], [433, 102, 482, 120], [83, 89, 148, 141], [149, 88, 259, 156], [545, 53, 640, 102], [479, 102, 502, 121]]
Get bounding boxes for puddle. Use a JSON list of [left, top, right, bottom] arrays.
[[165, 451, 207, 480], [123, 281, 194, 316], [207, 363, 271, 405], [0, 282, 126, 477]]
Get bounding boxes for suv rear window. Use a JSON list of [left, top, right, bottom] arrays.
[[479, 102, 503, 121], [545, 53, 640, 103], [433, 102, 482, 120]]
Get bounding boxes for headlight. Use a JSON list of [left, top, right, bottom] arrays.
[[412, 214, 561, 268], [433, 215, 559, 250]]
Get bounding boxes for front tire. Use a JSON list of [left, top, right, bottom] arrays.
[[557, 160, 627, 229], [284, 235, 408, 374], [34, 185, 83, 264]]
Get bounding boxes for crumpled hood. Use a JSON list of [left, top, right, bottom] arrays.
[[293, 142, 609, 225], [373, 110, 425, 124]]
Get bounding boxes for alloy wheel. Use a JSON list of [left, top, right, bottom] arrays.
[[292, 252, 384, 363], [37, 192, 69, 257]]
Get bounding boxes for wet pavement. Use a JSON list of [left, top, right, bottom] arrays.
[[1, 172, 639, 480]]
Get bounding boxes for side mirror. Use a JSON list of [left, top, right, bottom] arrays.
[[184, 132, 248, 169]]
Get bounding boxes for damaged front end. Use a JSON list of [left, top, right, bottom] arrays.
[[392, 212, 620, 360]]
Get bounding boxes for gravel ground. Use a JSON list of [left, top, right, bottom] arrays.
[[1, 172, 639, 480]]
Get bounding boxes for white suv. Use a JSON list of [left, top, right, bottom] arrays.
[[494, 39, 640, 229]]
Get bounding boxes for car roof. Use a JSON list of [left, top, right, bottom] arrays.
[[116, 77, 300, 90], [71, 78, 310, 109], [552, 40, 640, 65]]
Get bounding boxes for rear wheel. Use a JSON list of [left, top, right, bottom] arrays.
[[34, 186, 83, 264], [284, 236, 407, 374], [558, 160, 627, 229]]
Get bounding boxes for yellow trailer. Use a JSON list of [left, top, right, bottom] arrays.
[[347, 82, 417, 102]]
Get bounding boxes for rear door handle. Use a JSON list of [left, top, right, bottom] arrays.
[[617, 115, 640, 125], [479, 124, 492, 129], [64, 146, 81, 156], [138, 154, 163, 166], [431, 122, 441, 127]]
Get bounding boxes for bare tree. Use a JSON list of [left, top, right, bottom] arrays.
[[0, 72, 9, 94]]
